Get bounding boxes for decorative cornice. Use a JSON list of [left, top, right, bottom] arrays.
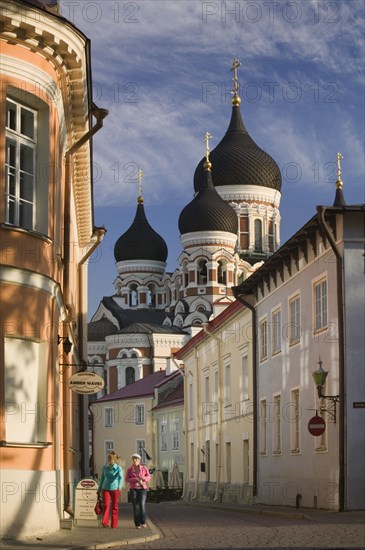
[[0, 1, 93, 246], [180, 231, 237, 249], [216, 185, 281, 207], [116, 259, 166, 276], [0, 265, 68, 320]]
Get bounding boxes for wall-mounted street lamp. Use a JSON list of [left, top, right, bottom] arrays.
[[58, 335, 72, 355], [312, 357, 340, 423]]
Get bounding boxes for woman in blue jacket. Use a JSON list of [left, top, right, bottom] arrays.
[[98, 451, 123, 528]]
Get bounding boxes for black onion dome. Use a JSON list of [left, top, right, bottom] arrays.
[[179, 169, 238, 235], [114, 201, 168, 262], [194, 105, 282, 193]]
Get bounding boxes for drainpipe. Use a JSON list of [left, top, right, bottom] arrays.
[[201, 323, 223, 502], [193, 346, 202, 499], [316, 206, 345, 512], [63, 105, 108, 310], [231, 294, 258, 499], [77, 226, 107, 477], [171, 355, 186, 499], [62, 105, 108, 514]]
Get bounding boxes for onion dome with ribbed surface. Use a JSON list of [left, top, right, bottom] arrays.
[[179, 162, 238, 236], [193, 103, 282, 193], [114, 197, 168, 263]]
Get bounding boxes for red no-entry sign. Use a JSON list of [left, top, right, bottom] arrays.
[[308, 415, 326, 436]]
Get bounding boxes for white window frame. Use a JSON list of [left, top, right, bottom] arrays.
[[188, 382, 194, 420], [259, 318, 268, 362], [172, 419, 180, 450], [272, 308, 282, 355], [273, 394, 281, 454], [289, 295, 301, 345], [259, 399, 267, 455], [105, 440, 114, 461], [224, 359, 231, 406], [136, 439, 146, 463], [160, 421, 167, 451], [241, 354, 249, 401], [5, 98, 37, 230], [290, 389, 300, 453], [105, 407, 113, 427], [4, 337, 46, 444], [313, 277, 328, 332], [135, 404, 145, 425]]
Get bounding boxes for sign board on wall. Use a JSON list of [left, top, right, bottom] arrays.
[[67, 372, 105, 394], [308, 415, 326, 436], [74, 478, 99, 526]]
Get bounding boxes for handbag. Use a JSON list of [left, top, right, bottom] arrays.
[[94, 498, 102, 516]]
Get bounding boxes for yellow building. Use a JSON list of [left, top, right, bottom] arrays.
[[175, 301, 255, 503], [0, 0, 106, 537], [91, 370, 167, 501]]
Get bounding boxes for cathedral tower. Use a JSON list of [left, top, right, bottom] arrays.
[[194, 59, 282, 264]]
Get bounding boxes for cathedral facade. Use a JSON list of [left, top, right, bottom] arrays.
[[88, 61, 282, 394]]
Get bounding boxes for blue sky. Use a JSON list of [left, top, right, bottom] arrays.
[[58, 0, 365, 319]]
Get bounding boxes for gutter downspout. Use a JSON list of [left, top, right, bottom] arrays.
[[63, 105, 108, 309], [193, 346, 201, 500], [171, 355, 186, 499], [62, 105, 108, 513], [77, 226, 107, 477], [202, 323, 223, 502], [231, 294, 258, 499], [317, 206, 345, 512]]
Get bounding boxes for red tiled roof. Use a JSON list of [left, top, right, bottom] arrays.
[[95, 370, 166, 402], [152, 377, 184, 410], [174, 299, 244, 359]]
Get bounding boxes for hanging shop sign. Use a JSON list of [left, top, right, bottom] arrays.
[[67, 371, 105, 394]]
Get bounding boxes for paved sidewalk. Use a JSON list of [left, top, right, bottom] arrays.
[[0, 504, 160, 550], [1, 501, 364, 550], [182, 500, 365, 523]]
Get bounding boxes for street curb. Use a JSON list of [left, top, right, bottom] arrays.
[[87, 521, 161, 549], [180, 501, 312, 521], [0, 520, 161, 550]]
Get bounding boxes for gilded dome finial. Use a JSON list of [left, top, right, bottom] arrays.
[[336, 152, 344, 189], [231, 58, 241, 106], [137, 168, 144, 203], [203, 131, 212, 171]]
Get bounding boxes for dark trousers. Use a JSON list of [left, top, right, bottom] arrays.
[[129, 488, 148, 526]]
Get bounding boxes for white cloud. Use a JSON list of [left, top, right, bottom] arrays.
[[60, 0, 363, 210]]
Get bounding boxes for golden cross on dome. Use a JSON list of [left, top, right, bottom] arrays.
[[137, 168, 143, 195], [336, 152, 343, 189], [231, 58, 241, 95], [137, 168, 144, 203], [204, 132, 212, 160]]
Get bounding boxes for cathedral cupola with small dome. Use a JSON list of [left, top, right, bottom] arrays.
[[171, 133, 241, 324], [194, 59, 282, 265], [113, 170, 168, 310], [88, 58, 285, 394]]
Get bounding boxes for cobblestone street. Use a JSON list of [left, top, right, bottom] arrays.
[[129, 501, 365, 550]]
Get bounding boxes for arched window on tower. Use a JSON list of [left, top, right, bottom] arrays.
[[268, 219, 273, 253], [274, 223, 278, 252], [240, 214, 249, 250], [182, 263, 188, 288], [217, 260, 227, 285], [175, 277, 181, 300], [129, 284, 138, 306], [126, 366, 135, 385], [147, 284, 156, 307], [197, 259, 208, 285], [254, 219, 263, 252]]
